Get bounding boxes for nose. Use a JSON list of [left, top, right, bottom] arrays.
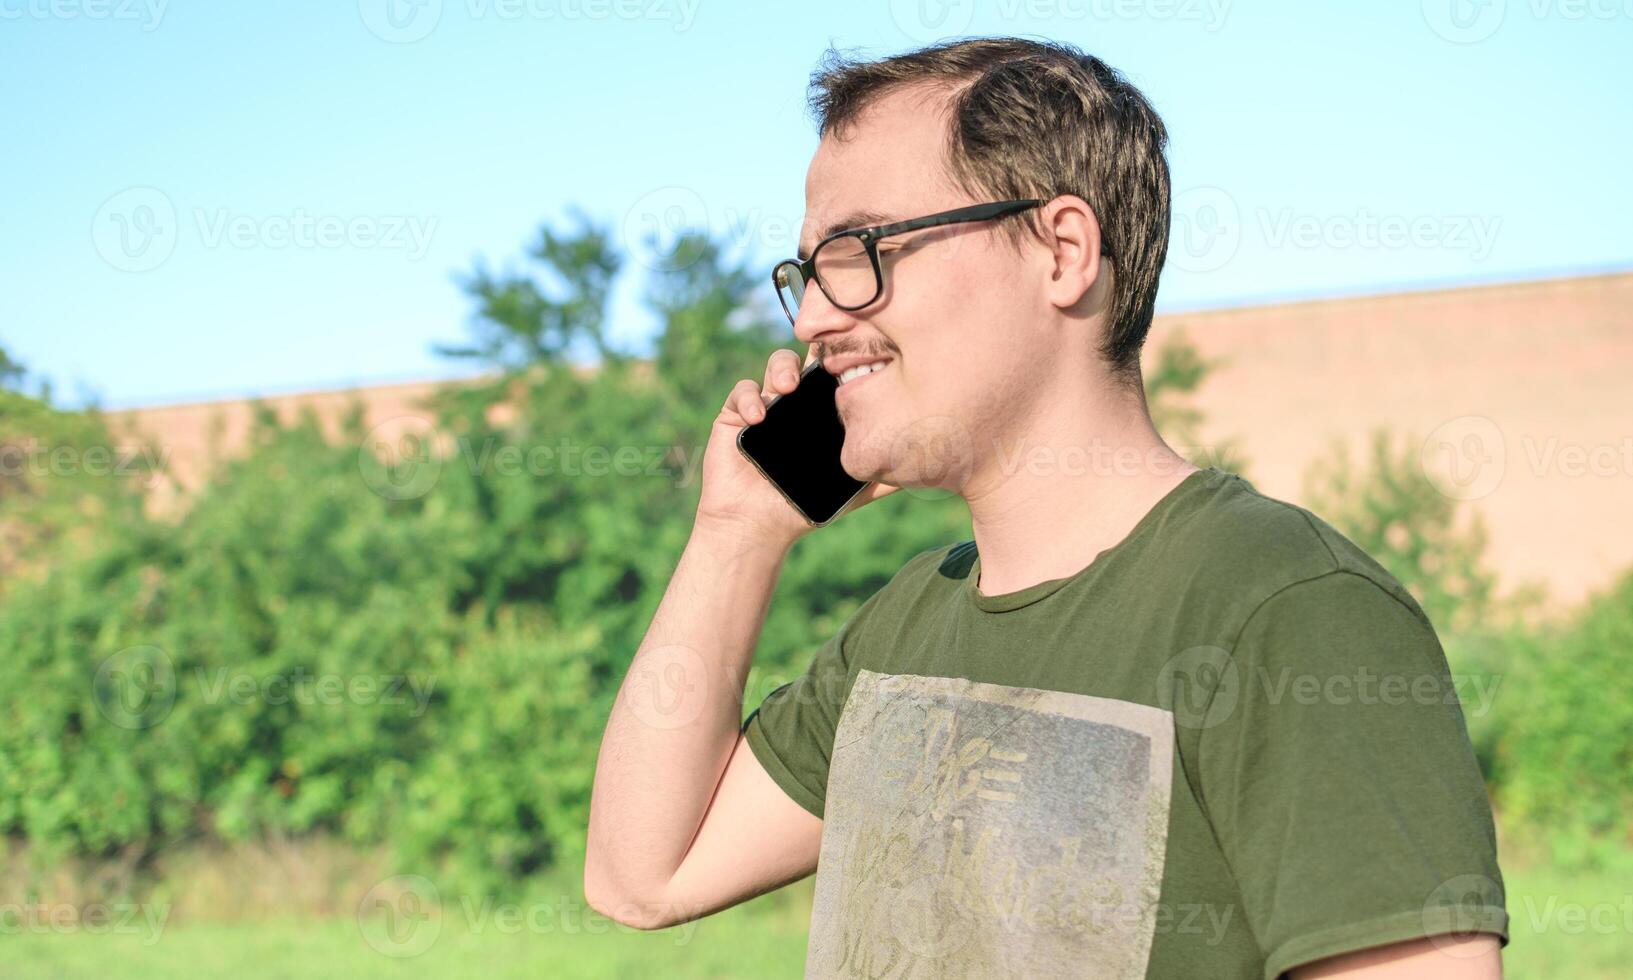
[[791, 281, 862, 348]]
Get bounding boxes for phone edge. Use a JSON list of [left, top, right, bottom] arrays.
[[734, 360, 868, 527]]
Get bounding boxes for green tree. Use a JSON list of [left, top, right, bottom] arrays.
[[648, 230, 786, 416], [1302, 430, 1505, 637], [1143, 327, 1248, 474], [0, 341, 25, 391], [434, 208, 623, 371], [0, 359, 153, 596]]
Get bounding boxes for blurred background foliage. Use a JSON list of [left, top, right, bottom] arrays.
[[0, 215, 1629, 914]]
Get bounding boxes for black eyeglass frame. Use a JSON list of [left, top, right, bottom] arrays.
[[771, 198, 1053, 326]]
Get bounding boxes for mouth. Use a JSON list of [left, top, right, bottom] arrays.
[[834, 359, 892, 391]]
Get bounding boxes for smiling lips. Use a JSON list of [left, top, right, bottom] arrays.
[[836, 360, 891, 386]]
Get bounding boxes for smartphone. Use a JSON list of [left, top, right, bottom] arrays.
[[736, 359, 870, 526]]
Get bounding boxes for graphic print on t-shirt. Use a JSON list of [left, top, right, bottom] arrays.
[[806, 669, 1175, 979]]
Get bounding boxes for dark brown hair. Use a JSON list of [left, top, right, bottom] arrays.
[[808, 37, 1171, 380]]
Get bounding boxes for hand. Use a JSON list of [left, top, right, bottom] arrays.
[[694, 346, 900, 552]]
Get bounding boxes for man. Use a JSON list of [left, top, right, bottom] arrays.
[[585, 37, 1507, 979]]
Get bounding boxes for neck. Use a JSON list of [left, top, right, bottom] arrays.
[[960, 370, 1200, 597]]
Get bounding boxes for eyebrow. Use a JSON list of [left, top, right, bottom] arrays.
[[798, 209, 894, 261]]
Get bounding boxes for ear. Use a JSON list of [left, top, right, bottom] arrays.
[[1038, 194, 1107, 314]]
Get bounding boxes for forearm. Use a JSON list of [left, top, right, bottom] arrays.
[[584, 519, 788, 909]]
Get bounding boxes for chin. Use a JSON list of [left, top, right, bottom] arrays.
[[839, 424, 894, 485], [838, 440, 880, 485]]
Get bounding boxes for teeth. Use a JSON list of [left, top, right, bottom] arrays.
[[838, 360, 890, 385]]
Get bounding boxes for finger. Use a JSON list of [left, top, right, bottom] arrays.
[[803, 343, 820, 367], [737, 378, 771, 423], [723, 378, 768, 425], [764, 348, 803, 395]]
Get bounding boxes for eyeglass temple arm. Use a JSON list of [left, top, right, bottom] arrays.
[[867, 199, 1044, 241], [874, 201, 1116, 258]]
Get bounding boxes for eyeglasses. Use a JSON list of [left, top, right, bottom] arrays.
[[771, 198, 1048, 328]]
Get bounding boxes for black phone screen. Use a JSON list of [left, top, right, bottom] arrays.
[[736, 360, 869, 526]]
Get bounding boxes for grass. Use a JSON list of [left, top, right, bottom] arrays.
[[1493, 846, 1633, 979], [3, 856, 1627, 978], [0, 872, 816, 980]]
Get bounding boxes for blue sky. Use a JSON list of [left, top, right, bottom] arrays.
[[3, 0, 1629, 408]]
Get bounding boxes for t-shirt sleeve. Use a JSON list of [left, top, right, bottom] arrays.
[[741, 591, 882, 821], [1196, 570, 1509, 979]]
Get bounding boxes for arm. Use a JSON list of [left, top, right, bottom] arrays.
[[583, 522, 822, 928], [1291, 934, 1502, 978], [583, 347, 894, 928]]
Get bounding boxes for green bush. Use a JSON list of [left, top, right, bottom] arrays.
[[1487, 569, 1633, 866], [0, 383, 153, 598], [0, 410, 470, 859], [0, 225, 972, 893]]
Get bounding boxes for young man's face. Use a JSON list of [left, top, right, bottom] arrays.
[[794, 84, 1054, 492]]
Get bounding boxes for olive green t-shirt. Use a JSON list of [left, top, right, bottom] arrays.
[[742, 467, 1507, 980]]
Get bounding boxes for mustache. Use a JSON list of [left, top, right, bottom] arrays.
[[816, 340, 897, 362]]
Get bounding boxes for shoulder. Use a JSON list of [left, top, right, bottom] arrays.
[[863, 538, 977, 593], [874, 469, 1434, 638], [1162, 469, 1434, 634], [824, 539, 970, 633]]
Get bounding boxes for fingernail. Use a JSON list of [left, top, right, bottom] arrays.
[[781, 372, 796, 386]]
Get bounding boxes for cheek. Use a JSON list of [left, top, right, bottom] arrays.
[[873, 240, 1037, 423], [891, 240, 986, 314], [890, 296, 1026, 402]]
